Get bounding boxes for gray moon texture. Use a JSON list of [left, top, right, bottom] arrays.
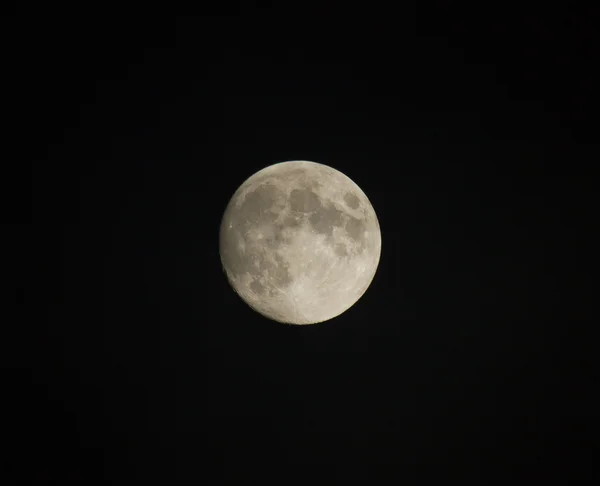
[[219, 160, 382, 325]]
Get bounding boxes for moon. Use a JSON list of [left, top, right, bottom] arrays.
[[219, 160, 381, 325]]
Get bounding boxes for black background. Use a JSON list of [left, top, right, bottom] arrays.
[[8, 6, 597, 482]]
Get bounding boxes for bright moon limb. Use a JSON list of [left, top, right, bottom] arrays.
[[219, 160, 381, 325]]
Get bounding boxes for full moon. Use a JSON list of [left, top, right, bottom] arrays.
[[219, 160, 381, 325]]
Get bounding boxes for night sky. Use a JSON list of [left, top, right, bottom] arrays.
[[12, 8, 597, 481]]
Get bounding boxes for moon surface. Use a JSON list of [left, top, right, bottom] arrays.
[[219, 160, 381, 325]]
